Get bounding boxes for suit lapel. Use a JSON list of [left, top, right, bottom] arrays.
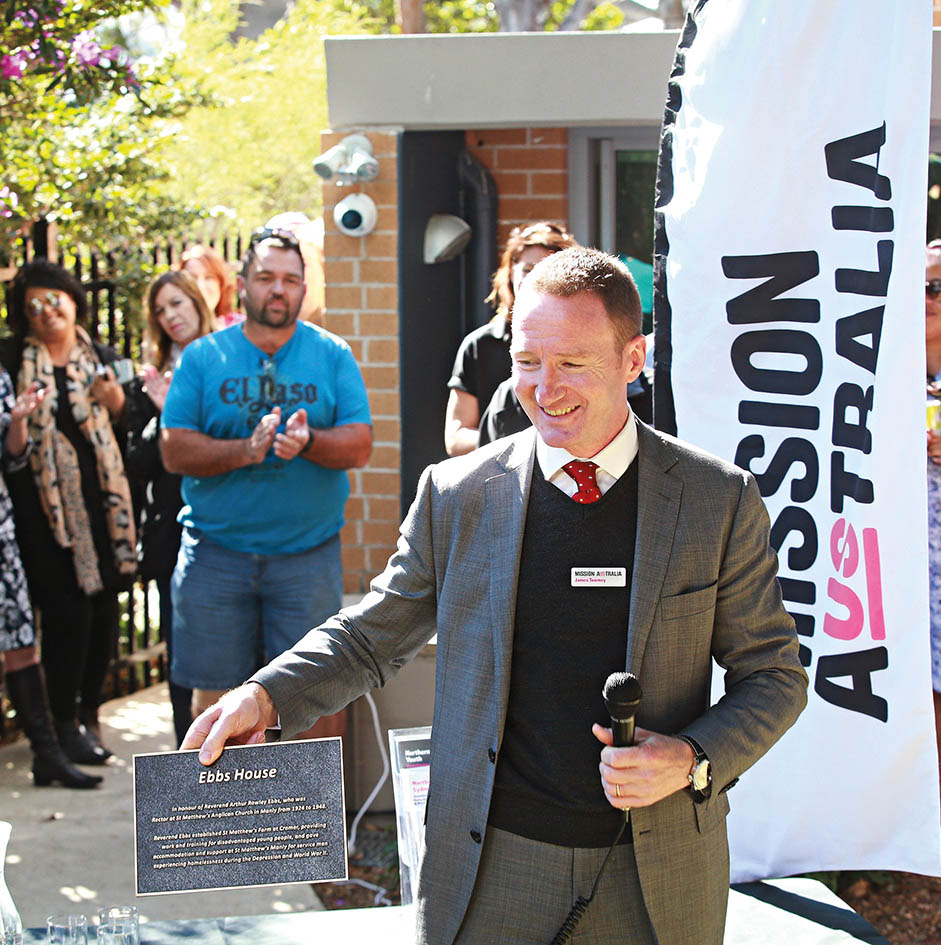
[[486, 430, 536, 729], [627, 424, 683, 673]]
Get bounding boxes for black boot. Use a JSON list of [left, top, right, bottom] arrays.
[[5, 666, 101, 789], [54, 719, 110, 766], [77, 704, 113, 760]]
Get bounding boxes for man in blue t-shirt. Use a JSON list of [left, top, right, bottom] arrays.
[[161, 227, 372, 716]]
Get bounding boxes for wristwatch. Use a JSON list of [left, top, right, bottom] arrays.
[[678, 735, 712, 802]]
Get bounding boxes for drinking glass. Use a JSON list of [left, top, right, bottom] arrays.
[[96, 906, 139, 945], [47, 913, 87, 945]]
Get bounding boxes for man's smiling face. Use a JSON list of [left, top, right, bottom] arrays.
[[511, 288, 645, 458]]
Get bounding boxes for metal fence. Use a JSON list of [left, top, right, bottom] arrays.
[[1, 219, 244, 713]]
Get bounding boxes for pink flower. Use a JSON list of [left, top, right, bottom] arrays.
[[0, 186, 19, 219], [71, 29, 102, 68], [13, 8, 39, 27], [0, 51, 28, 79]]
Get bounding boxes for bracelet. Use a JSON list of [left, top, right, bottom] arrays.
[[303, 429, 315, 453]]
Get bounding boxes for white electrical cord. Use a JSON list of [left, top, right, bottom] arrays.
[[337, 877, 394, 907], [330, 691, 393, 907], [347, 690, 390, 853]]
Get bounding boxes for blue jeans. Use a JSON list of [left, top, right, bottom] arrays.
[[170, 528, 342, 690]]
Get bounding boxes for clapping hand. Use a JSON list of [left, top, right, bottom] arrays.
[[141, 364, 172, 412], [245, 407, 281, 464], [10, 381, 46, 421], [273, 408, 310, 460], [6, 381, 45, 456], [90, 365, 126, 417]]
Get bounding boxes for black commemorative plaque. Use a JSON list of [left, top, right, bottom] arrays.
[[133, 738, 347, 895]]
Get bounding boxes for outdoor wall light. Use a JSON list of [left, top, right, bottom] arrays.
[[423, 213, 472, 264], [334, 193, 378, 237], [313, 134, 379, 184]]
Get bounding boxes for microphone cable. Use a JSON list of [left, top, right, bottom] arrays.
[[550, 671, 641, 944], [549, 817, 628, 945]]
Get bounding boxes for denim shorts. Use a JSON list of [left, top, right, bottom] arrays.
[[170, 528, 343, 690]]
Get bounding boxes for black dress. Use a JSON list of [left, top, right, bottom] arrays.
[[0, 338, 131, 721]]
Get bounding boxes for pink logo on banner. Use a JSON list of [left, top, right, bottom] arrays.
[[824, 518, 885, 641]]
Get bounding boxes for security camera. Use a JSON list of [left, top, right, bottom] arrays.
[[313, 134, 378, 184], [313, 142, 348, 181], [346, 147, 379, 182], [333, 193, 377, 237]]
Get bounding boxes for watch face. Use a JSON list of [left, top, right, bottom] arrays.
[[692, 760, 711, 792]]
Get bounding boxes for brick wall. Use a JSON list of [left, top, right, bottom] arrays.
[[320, 129, 402, 594], [464, 127, 570, 242], [320, 125, 569, 594]]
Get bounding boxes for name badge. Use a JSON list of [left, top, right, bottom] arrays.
[[571, 568, 627, 587]]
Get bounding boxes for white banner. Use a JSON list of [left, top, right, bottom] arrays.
[[653, 0, 941, 880]]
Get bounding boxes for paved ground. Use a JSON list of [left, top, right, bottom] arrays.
[[0, 683, 325, 929]]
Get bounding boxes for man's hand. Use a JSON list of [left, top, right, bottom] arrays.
[[592, 724, 694, 810], [928, 430, 941, 466], [273, 407, 310, 460], [181, 683, 278, 766], [245, 407, 281, 464]]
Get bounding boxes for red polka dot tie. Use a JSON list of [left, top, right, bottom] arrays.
[[562, 460, 602, 504]]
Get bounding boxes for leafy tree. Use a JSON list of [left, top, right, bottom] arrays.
[[160, 0, 369, 234], [342, 0, 687, 33], [0, 1, 206, 335]]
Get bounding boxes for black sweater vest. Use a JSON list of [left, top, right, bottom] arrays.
[[488, 460, 639, 847]]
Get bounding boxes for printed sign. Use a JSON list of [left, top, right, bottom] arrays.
[[133, 739, 347, 895], [653, 0, 940, 879]]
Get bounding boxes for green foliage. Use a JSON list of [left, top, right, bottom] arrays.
[[0, 0, 149, 104], [544, 0, 623, 30], [0, 2, 208, 338], [573, 2, 625, 30], [424, 1, 499, 33], [161, 0, 369, 234], [324, 0, 622, 34], [339, 0, 399, 32]]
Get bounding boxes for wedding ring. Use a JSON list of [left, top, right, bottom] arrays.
[[615, 784, 621, 798]]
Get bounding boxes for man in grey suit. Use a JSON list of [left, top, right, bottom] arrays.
[[183, 247, 808, 945]]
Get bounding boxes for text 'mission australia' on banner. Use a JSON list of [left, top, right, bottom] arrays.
[[653, 0, 941, 880]]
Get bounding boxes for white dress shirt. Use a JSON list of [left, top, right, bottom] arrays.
[[535, 412, 639, 498]]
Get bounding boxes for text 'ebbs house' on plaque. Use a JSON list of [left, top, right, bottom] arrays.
[[133, 738, 347, 895]]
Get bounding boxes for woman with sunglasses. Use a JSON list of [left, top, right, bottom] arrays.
[[0, 367, 102, 787], [0, 260, 137, 769], [444, 221, 577, 456], [124, 270, 216, 745], [925, 240, 941, 784]]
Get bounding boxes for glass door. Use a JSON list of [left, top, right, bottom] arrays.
[[569, 128, 660, 332]]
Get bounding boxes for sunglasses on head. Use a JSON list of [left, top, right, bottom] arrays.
[[26, 291, 62, 316], [249, 226, 300, 250]]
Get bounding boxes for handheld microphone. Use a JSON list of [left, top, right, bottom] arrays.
[[549, 671, 645, 944], [603, 671, 642, 748], [603, 672, 642, 827]]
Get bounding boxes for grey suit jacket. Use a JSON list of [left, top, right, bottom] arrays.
[[256, 422, 808, 945]]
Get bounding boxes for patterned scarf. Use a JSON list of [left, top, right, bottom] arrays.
[[18, 327, 137, 594]]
